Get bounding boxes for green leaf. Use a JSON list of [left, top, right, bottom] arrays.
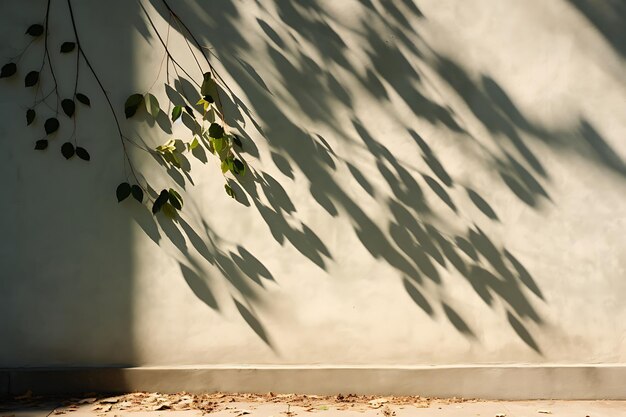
[[208, 122, 224, 138], [232, 158, 245, 175], [163, 151, 181, 168], [26, 109, 35, 125], [24, 71, 39, 87], [44, 118, 59, 134], [221, 158, 232, 173], [75, 146, 90, 161], [161, 203, 177, 219], [60, 42, 76, 53], [116, 182, 131, 202], [200, 72, 213, 96], [213, 137, 225, 153], [184, 105, 194, 116], [34, 139, 48, 150], [76, 93, 90, 106], [0, 63, 17, 78], [61, 142, 75, 159], [145, 93, 160, 118], [155, 138, 176, 154], [124, 93, 144, 118], [188, 137, 199, 150], [61, 99, 75, 117], [224, 183, 235, 198], [168, 188, 183, 210], [131, 185, 143, 202], [171, 105, 182, 122], [26, 24, 44, 37], [152, 189, 169, 214], [232, 135, 242, 148], [196, 97, 209, 111]]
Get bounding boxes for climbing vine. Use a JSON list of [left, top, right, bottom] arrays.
[[1, 0, 249, 219]]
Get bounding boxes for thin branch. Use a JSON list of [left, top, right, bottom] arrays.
[[147, 13, 172, 93], [172, 15, 203, 76], [138, 0, 200, 88], [66, 0, 140, 185], [159, 0, 226, 123], [73, 41, 80, 96], [43, 0, 59, 114], [8, 38, 36, 64]]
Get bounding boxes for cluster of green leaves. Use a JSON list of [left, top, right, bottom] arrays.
[[1, 22, 91, 159], [123, 71, 247, 213], [3, 9, 252, 221]]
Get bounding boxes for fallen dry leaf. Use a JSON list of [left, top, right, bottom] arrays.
[[152, 404, 171, 411], [381, 405, 395, 417], [92, 404, 112, 413], [99, 397, 122, 404]]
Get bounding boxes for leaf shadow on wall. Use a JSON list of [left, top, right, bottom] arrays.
[[136, 0, 626, 354]]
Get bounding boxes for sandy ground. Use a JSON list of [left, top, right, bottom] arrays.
[[1, 392, 625, 417]]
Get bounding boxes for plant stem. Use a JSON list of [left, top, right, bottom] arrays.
[[138, 0, 200, 89], [66, 0, 140, 185], [160, 0, 225, 123]]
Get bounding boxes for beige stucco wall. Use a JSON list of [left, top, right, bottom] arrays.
[[1, 0, 625, 371]]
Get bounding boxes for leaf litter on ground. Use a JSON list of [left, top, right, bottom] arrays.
[[2, 391, 472, 415]]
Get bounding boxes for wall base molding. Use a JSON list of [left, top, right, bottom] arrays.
[[2, 365, 625, 400]]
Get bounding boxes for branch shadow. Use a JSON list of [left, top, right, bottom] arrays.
[[135, 0, 626, 353]]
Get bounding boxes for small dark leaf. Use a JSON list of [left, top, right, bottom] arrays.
[[161, 203, 177, 219], [60, 42, 75, 53], [24, 71, 39, 87], [184, 105, 194, 116], [225, 183, 235, 198], [44, 118, 59, 134], [116, 182, 131, 202], [76, 93, 90, 106], [75, 146, 90, 161], [171, 105, 182, 122], [34, 139, 48, 150], [61, 142, 75, 159], [26, 109, 35, 125], [208, 122, 224, 138], [203, 95, 214, 104], [168, 188, 183, 210], [61, 99, 75, 117], [0, 63, 17, 78], [232, 135, 242, 148], [152, 189, 169, 214], [200, 72, 213, 96], [232, 158, 245, 175], [26, 24, 44, 37], [131, 185, 143, 203], [124, 93, 144, 118]]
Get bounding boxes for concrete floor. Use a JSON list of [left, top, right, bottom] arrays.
[[2, 400, 626, 417]]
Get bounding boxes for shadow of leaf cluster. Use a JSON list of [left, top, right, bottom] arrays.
[[136, 0, 626, 353]]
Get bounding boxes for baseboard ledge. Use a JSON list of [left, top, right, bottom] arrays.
[[1, 365, 625, 400]]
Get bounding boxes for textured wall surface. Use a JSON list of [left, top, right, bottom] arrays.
[[1, 0, 625, 371]]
